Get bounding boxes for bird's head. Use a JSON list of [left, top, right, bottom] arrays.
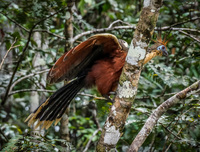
[[156, 45, 168, 56], [148, 32, 171, 57], [143, 32, 171, 64]]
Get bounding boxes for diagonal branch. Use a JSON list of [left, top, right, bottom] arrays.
[[1, 7, 68, 105], [0, 38, 21, 70], [170, 17, 200, 28], [83, 128, 102, 152], [128, 80, 200, 152], [179, 30, 200, 43], [0, 8, 67, 39], [0, 12, 29, 32], [9, 69, 49, 93]]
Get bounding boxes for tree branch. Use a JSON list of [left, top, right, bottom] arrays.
[[71, 16, 200, 43], [83, 128, 102, 152], [170, 16, 200, 28], [8, 88, 107, 101], [96, 0, 163, 151], [179, 30, 200, 43], [0, 12, 29, 32], [1, 12, 66, 39], [1, 7, 68, 105], [33, 29, 65, 39], [2, 11, 199, 43], [108, 19, 131, 28], [9, 69, 49, 93], [71, 26, 200, 44], [71, 25, 136, 44], [0, 38, 21, 70], [8, 89, 55, 96], [128, 80, 200, 152]]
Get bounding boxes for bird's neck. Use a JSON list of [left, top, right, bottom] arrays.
[[143, 51, 160, 64]]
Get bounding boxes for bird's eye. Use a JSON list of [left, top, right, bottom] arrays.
[[162, 46, 165, 50]]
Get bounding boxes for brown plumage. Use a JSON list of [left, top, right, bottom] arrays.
[[25, 33, 169, 129]]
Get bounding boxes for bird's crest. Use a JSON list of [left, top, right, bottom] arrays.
[[143, 31, 172, 64], [152, 30, 172, 47]]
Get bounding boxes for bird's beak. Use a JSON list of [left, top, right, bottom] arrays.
[[162, 49, 168, 56]]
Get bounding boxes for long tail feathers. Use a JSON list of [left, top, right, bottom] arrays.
[[25, 77, 85, 130]]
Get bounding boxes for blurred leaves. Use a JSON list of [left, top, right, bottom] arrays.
[[0, 0, 200, 151], [1, 134, 73, 152]]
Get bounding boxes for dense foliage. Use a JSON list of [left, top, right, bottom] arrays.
[[0, 0, 199, 151]]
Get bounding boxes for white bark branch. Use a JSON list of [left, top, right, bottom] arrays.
[[128, 80, 200, 152]]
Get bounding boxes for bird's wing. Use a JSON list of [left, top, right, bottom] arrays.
[[47, 34, 122, 84]]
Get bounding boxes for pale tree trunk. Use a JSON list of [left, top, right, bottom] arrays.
[[96, 0, 163, 151], [60, 0, 75, 145], [31, 32, 48, 135]]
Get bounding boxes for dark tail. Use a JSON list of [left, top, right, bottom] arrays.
[[25, 76, 85, 129]]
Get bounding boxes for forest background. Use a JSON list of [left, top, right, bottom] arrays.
[[0, 0, 200, 151]]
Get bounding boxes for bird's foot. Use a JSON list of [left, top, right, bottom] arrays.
[[103, 95, 114, 103]]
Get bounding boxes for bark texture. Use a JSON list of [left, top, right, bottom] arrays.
[[60, 0, 75, 144], [96, 0, 163, 151], [128, 80, 200, 152]]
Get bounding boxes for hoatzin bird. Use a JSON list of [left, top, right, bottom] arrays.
[[25, 33, 169, 129]]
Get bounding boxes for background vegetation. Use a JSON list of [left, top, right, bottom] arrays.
[[0, 0, 199, 151]]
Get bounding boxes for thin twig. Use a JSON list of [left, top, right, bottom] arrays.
[[1, 12, 66, 39], [164, 128, 183, 152], [1, 29, 36, 105], [3, 10, 200, 43], [8, 87, 106, 101], [9, 69, 49, 93], [170, 17, 200, 27], [160, 123, 182, 140], [72, 17, 200, 43], [0, 38, 20, 70], [71, 26, 200, 43], [108, 19, 131, 28], [78, 92, 106, 100], [83, 128, 102, 152], [9, 89, 55, 96], [179, 30, 200, 43], [1, 7, 68, 105], [161, 27, 200, 33], [0, 12, 29, 32], [71, 25, 136, 43], [162, 106, 197, 151], [34, 29, 65, 39]]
